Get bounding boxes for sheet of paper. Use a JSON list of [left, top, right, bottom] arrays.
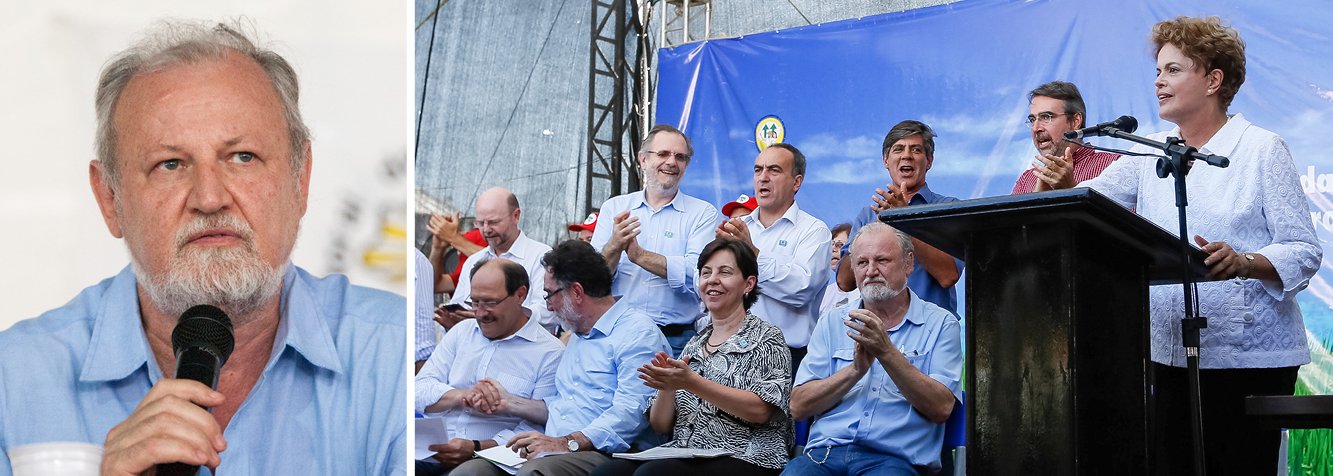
[[413, 416, 449, 460], [475, 445, 525, 475], [612, 446, 734, 461]]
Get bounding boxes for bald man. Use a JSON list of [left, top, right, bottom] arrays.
[[440, 188, 556, 333]]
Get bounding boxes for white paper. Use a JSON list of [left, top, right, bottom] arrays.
[[475, 445, 525, 475], [612, 446, 734, 461], [413, 416, 450, 460]]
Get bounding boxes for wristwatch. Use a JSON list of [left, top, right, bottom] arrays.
[[1239, 253, 1255, 280], [565, 436, 580, 452]]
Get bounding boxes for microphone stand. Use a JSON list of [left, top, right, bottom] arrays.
[[1102, 128, 1228, 476]]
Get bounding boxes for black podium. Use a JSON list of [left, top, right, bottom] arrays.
[[878, 188, 1210, 475]]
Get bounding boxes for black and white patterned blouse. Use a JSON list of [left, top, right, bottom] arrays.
[[653, 312, 793, 469]]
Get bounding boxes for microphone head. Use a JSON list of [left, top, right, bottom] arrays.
[[171, 304, 235, 366], [1063, 130, 1079, 140], [1115, 115, 1138, 133]]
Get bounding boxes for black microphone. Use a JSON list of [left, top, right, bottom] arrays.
[[1064, 115, 1138, 140], [158, 304, 235, 476]]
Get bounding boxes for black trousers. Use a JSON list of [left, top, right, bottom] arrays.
[[1151, 362, 1299, 476], [589, 457, 781, 476]]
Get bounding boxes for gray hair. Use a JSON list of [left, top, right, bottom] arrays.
[[94, 19, 310, 189], [850, 222, 915, 259], [638, 124, 693, 159], [881, 120, 936, 160]]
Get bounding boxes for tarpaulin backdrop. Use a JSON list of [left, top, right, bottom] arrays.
[[657, 0, 1333, 393]]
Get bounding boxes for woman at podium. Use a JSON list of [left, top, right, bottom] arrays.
[[1049, 15, 1321, 476]]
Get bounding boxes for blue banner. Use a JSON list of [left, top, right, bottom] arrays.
[[656, 0, 1333, 363]]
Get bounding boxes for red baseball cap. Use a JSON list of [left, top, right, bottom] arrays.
[[567, 212, 599, 232], [721, 194, 758, 216]]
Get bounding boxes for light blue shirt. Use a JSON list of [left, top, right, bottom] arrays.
[[0, 266, 406, 476], [846, 183, 963, 313], [544, 299, 669, 452], [590, 191, 719, 326], [415, 314, 563, 446], [796, 290, 962, 468]]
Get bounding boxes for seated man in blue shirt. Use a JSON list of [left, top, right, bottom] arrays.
[[0, 20, 404, 475], [786, 223, 962, 476], [453, 240, 669, 476]]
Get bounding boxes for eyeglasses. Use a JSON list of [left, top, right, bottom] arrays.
[[542, 287, 566, 302], [1025, 112, 1068, 127], [643, 149, 691, 162], [465, 294, 513, 311]]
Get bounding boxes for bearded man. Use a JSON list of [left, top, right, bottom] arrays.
[[785, 223, 962, 476], [0, 20, 405, 475], [589, 124, 719, 357]]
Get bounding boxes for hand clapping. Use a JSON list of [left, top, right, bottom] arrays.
[[638, 351, 696, 392]]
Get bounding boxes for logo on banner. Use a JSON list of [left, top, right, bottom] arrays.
[[755, 116, 784, 151]]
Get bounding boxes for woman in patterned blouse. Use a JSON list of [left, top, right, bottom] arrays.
[[590, 238, 793, 476]]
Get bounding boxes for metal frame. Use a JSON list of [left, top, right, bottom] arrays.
[[584, 0, 643, 215]]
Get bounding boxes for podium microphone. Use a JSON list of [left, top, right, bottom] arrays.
[[158, 304, 235, 476], [1064, 115, 1138, 140]]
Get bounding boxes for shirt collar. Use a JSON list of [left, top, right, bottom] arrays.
[[487, 232, 534, 261], [743, 200, 802, 228], [1070, 145, 1096, 164], [80, 266, 152, 382], [271, 266, 345, 375], [1158, 113, 1249, 159], [79, 265, 344, 383], [1199, 113, 1249, 158], [911, 183, 940, 205], [629, 190, 683, 213], [851, 289, 927, 333], [586, 298, 630, 338], [700, 312, 763, 353], [497, 309, 550, 343]]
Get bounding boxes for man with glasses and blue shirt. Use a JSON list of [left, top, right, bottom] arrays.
[[591, 124, 719, 357], [440, 187, 557, 334], [416, 258, 564, 476], [453, 240, 669, 476], [1010, 81, 1120, 194]]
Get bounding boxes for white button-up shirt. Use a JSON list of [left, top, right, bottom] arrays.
[[1082, 114, 1322, 368], [414, 315, 564, 445], [449, 232, 556, 333], [591, 191, 719, 326], [741, 201, 831, 348]]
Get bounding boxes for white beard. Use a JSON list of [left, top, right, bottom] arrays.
[[553, 296, 581, 334], [129, 212, 287, 321], [860, 281, 904, 303]]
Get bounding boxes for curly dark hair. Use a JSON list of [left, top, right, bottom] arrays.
[[541, 240, 613, 298]]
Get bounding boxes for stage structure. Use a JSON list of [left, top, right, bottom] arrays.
[[583, 0, 717, 215]]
